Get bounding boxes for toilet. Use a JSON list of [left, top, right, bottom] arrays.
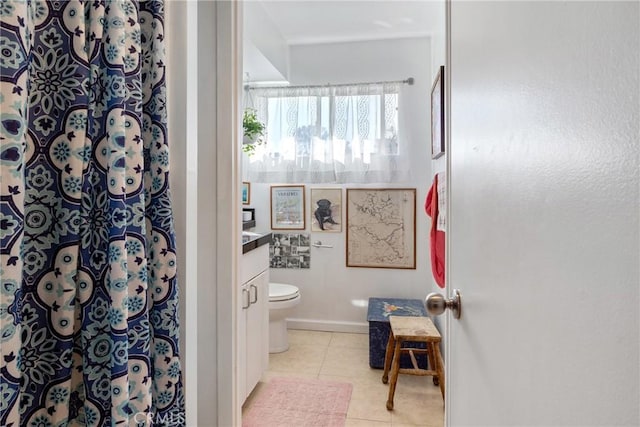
[[268, 282, 301, 353]]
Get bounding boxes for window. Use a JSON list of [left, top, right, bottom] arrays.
[[245, 83, 408, 184]]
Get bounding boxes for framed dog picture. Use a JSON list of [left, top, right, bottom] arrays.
[[310, 188, 342, 232]]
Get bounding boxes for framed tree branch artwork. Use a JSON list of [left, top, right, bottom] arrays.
[[346, 188, 416, 269], [431, 65, 445, 159]]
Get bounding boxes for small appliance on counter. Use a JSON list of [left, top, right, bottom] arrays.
[[242, 208, 255, 230]]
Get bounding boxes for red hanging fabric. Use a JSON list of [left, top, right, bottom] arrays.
[[425, 173, 446, 288]]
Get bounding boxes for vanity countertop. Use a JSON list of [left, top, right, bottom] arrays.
[[242, 219, 256, 230], [242, 231, 272, 254]]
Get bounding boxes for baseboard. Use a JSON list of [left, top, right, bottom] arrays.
[[286, 318, 369, 334]]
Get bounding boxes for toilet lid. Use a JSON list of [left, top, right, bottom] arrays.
[[269, 283, 299, 302]]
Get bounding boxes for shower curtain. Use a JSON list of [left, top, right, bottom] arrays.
[[1, 1, 184, 425]]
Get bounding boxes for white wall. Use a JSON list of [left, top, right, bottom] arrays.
[[243, 1, 289, 82], [167, 1, 239, 425], [244, 37, 433, 331], [288, 37, 427, 86], [166, 1, 200, 424]]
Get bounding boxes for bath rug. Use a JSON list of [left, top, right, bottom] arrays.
[[242, 377, 353, 427]]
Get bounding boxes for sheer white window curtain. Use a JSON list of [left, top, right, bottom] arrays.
[[244, 83, 410, 183]]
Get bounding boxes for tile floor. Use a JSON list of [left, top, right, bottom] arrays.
[[242, 329, 444, 427]]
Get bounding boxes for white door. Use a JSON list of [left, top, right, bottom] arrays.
[[446, 2, 639, 426]]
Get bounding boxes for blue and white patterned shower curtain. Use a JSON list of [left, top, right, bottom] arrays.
[[1, 1, 184, 425]]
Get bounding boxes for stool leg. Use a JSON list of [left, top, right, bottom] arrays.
[[432, 342, 445, 399], [386, 339, 402, 410], [382, 332, 395, 384], [426, 341, 439, 386]]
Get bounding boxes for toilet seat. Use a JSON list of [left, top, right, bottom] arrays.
[[269, 283, 300, 302]]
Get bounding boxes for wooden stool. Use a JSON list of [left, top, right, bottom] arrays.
[[381, 315, 444, 410]]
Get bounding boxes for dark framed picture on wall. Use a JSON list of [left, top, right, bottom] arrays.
[[431, 65, 445, 159]]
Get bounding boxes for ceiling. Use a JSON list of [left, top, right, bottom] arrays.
[[258, 0, 441, 45]]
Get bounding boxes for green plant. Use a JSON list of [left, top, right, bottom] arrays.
[[242, 108, 266, 155]]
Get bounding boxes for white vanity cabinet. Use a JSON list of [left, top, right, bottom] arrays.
[[239, 240, 269, 403]]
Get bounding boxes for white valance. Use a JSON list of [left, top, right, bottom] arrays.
[[244, 82, 411, 184]]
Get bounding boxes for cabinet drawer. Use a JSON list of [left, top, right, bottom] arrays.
[[241, 244, 269, 284]]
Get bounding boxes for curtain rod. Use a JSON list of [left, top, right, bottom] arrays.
[[245, 77, 414, 91]]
